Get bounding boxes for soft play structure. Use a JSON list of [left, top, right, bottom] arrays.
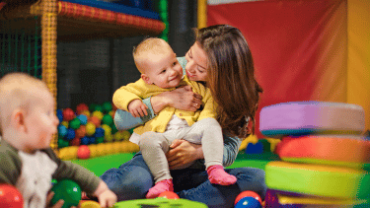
[[204, 0, 370, 138]]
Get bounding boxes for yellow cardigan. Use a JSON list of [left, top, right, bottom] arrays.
[[112, 75, 216, 135]]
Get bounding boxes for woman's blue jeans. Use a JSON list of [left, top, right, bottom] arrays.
[[100, 153, 267, 208]]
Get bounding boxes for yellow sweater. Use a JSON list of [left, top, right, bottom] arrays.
[[112, 75, 216, 135]]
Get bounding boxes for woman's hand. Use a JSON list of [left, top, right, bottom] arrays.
[[151, 85, 202, 114], [166, 139, 203, 169]]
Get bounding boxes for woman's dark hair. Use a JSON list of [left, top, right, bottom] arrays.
[[197, 24, 263, 139]]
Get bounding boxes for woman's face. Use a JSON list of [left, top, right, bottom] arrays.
[[185, 42, 208, 82]]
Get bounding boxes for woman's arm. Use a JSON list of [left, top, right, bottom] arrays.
[[113, 86, 202, 131], [166, 134, 241, 169]]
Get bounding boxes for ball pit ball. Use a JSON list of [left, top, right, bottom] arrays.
[[101, 124, 112, 136], [85, 122, 96, 136], [80, 200, 101, 208], [76, 103, 89, 115], [234, 197, 261, 208], [69, 118, 81, 130], [58, 138, 70, 148], [158, 191, 180, 199], [235, 191, 262, 205], [63, 108, 75, 122], [96, 137, 104, 144], [89, 103, 97, 112], [102, 102, 113, 113], [0, 184, 23, 208], [122, 130, 131, 140], [102, 114, 113, 126], [94, 105, 103, 112], [92, 111, 104, 120], [77, 145, 90, 159], [61, 121, 69, 128], [58, 125, 68, 137], [77, 114, 88, 125], [81, 136, 90, 145], [80, 110, 91, 118], [65, 129, 76, 141], [57, 109, 63, 122], [88, 116, 101, 127], [51, 179, 81, 208], [95, 127, 105, 138], [76, 125, 86, 138], [70, 138, 81, 146]]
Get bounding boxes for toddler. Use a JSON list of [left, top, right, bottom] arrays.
[[0, 73, 117, 208], [113, 38, 237, 199]]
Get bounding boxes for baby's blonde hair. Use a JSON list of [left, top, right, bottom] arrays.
[[133, 37, 173, 73], [0, 73, 49, 132]]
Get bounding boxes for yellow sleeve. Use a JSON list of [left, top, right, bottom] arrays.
[[112, 79, 148, 111]]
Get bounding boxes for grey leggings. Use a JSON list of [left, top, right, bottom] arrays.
[[139, 118, 223, 183]]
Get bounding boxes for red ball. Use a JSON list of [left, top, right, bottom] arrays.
[[63, 108, 75, 122], [158, 191, 179, 199], [70, 137, 81, 146], [76, 103, 89, 115], [235, 191, 262, 205], [75, 125, 86, 138], [0, 184, 23, 208], [77, 145, 90, 159]]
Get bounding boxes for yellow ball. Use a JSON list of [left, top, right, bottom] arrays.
[[92, 111, 104, 120], [101, 124, 112, 136], [85, 122, 96, 136], [105, 134, 114, 142], [61, 121, 69, 128], [109, 110, 115, 117], [121, 130, 131, 140], [80, 110, 91, 118]]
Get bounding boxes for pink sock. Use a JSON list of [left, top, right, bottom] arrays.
[[207, 165, 237, 185], [146, 179, 174, 199]]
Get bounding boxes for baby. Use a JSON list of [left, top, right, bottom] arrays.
[[113, 37, 237, 198], [0, 73, 117, 208]]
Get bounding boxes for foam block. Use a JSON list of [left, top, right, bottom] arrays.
[[265, 161, 370, 199], [260, 101, 365, 137], [275, 135, 370, 168]]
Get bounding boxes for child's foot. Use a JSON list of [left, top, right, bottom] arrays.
[[207, 165, 237, 185], [146, 179, 174, 199]]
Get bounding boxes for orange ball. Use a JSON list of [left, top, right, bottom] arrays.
[[77, 145, 90, 159], [76, 125, 86, 138], [88, 116, 101, 127], [158, 191, 179, 199], [70, 137, 81, 146]]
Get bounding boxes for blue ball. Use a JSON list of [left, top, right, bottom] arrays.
[[94, 127, 105, 138], [65, 129, 75, 141], [80, 136, 89, 145], [77, 114, 88, 125], [88, 137, 96, 144], [235, 197, 261, 208], [57, 109, 63, 123], [57, 125, 67, 137]]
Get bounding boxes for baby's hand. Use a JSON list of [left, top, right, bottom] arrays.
[[128, 99, 148, 117], [94, 181, 117, 208]]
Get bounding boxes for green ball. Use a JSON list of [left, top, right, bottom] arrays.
[[51, 179, 81, 208], [69, 118, 81, 130], [102, 114, 113, 126], [89, 103, 96, 112], [94, 105, 103, 112], [102, 102, 113, 113], [58, 138, 69, 148], [96, 137, 104, 144], [111, 124, 118, 135], [128, 128, 134, 134]]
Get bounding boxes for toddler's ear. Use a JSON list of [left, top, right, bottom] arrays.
[[141, 74, 152, 85], [12, 109, 26, 132]]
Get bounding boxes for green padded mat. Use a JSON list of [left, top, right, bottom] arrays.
[[113, 197, 208, 208], [70, 152, 280, 176]]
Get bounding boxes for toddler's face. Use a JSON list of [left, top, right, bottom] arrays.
[[24, 90, 59, 151], [143, 51, 183, 89]]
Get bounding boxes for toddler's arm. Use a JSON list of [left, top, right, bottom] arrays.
[[93, 181, 117, 208]]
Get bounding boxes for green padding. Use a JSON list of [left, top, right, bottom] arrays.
[[70, 153, 136, 176], [282, 157, 370, 170], [114, 197, 208, 207], [266, 161, 370, 199]]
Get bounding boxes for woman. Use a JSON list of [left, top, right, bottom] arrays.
[[101, 25, 265, 208]]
